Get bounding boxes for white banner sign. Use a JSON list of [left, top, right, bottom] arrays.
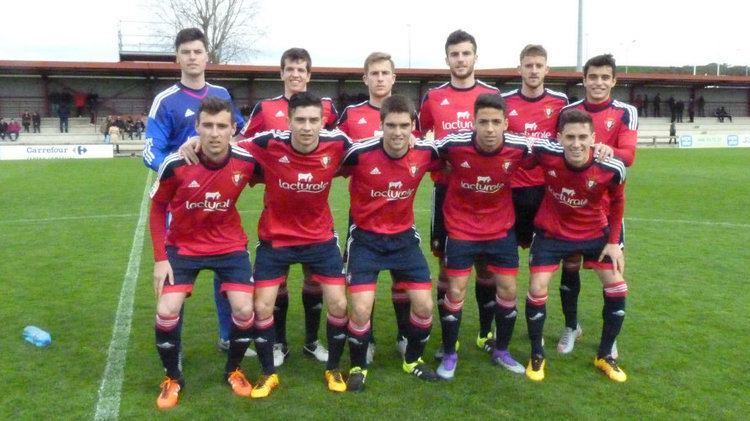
[[0, 144, 114, 160], [678, 133, 750, 149]]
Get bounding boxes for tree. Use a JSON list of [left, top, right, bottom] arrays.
[[153, 0, 265, 64]]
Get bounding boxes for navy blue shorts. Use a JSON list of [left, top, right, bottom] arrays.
[[430, 183, 448, 257], [528, 230, 614, 273], [164, 247, 253, 295], [444, 232, 520, 277], [512, 185, 545, 248], [346, 226, 432, 292], [254, 237, 345, 287]]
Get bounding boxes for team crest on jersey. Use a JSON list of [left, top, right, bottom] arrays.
[[586, 178, 597, 190], [409, 165, 418, 177], [605, 118, 615, 131], [503, 160, 512, 173], [232, 171, 244, 186], [321, 155, 331, 168], [544, 107, 553, 118]]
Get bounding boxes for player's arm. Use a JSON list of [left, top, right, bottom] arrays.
[[238, 101, 265, 139], [148, 167, 178, 296], [600, 172, 626, 274], [614, 109, 638, 166], [143, 106, 173, 172], [323, 99, 339, 130], [336, 107, 351, 138], [416, 93, 433, 138]]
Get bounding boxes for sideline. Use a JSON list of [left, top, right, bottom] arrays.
[[93, 171, 153, 421]]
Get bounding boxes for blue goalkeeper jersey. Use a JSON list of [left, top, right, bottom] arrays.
[[143, 82, 244, 171]]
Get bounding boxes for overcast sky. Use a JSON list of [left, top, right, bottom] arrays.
[[3, 0, 749, 70]]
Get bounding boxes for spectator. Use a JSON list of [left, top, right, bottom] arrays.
[[124, 116, 136, 139], [58, 102, 70, 133], [21, 110, 32, 132], [0, 118, 7, 140], [101, 115, 114, 143], [687, 97, 695, 123], [134, 115, 145, 139], [32, 111, 41, 133], [667, 96, 676, 122], [86, 92, 99, 124], [73, 91, 87, 117], [653, 93, 661, 117], [642, 94, 649, 117], [715, 106, 733, 122], [669, 121, 677, 144], [675, 100, 684, 123], [7, 119, 21, 141], [114, 116, 126, 140], [634, 94, 644, 116], [697, 95, 706, 117]]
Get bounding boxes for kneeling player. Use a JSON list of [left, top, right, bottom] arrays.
[[435, 93, 529, 379], [149, 97, 258, 409], [524, 109, 628, 382], [342, 95, 442, 391]]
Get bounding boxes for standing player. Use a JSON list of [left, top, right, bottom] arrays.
[[143, 28, 245, 354], [149, 97, 257, 409], [502, 44, 568, 249], [241, 92, 351, 394], [337, 52, 396, 140], [434, 94, 528, 379], [555, 54, 637, 356], [239, 48, 338, 366], [341, 95, 441, 391], [418, 29, 500, 357], [523, 109, 628, 382], [337, 52, 409, 361]]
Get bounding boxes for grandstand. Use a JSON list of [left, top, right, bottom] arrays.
[[2, 59, 750, 152]]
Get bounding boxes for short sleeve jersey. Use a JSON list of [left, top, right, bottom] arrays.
[[418, 80, 499, 140], [341, 138, 440, 234], [144, 82, 245, 171], [437, 131, 529, 240], [240, 95, 339, 138], [241, 129, 350, 247], [501, 88, 568, 188], [531, 138, 626, 243], [337, 101, 382, 141], [149, 146, 257, 258]]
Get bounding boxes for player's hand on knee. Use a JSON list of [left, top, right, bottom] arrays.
[[153, 260, 174, 297], [179, 136, 201, 164], [599, 243, 624, 275]]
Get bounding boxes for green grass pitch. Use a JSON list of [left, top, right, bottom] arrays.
[[0, 148, 748, 419]]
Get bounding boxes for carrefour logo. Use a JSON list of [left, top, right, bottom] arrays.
[[726, 135, 739, 147], [679, 135, 692, 147]]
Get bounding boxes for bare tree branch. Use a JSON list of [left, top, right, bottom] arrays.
[[150, 0, 265, 63]]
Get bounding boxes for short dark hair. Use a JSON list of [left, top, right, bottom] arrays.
[[445, 29, 477, 54], [174, 28, 208, 51], [583, 54, 617, 78], [380, 95, 416, 123], [281, 48, 312, 72], [557, 109, 593, 132], [474, 93, 506, 116], [520, 44, 547, 61], [197, 97, 234, 122], [288, 92, 322, 116], [364, 51, 395, 73]]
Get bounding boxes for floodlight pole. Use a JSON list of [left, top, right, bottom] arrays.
[[576, 0, 583, 72]]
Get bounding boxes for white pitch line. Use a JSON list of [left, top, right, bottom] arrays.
[[0, 213, 138, 225], [93, 171, 153, 421], [626, 216, 750, 229]]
